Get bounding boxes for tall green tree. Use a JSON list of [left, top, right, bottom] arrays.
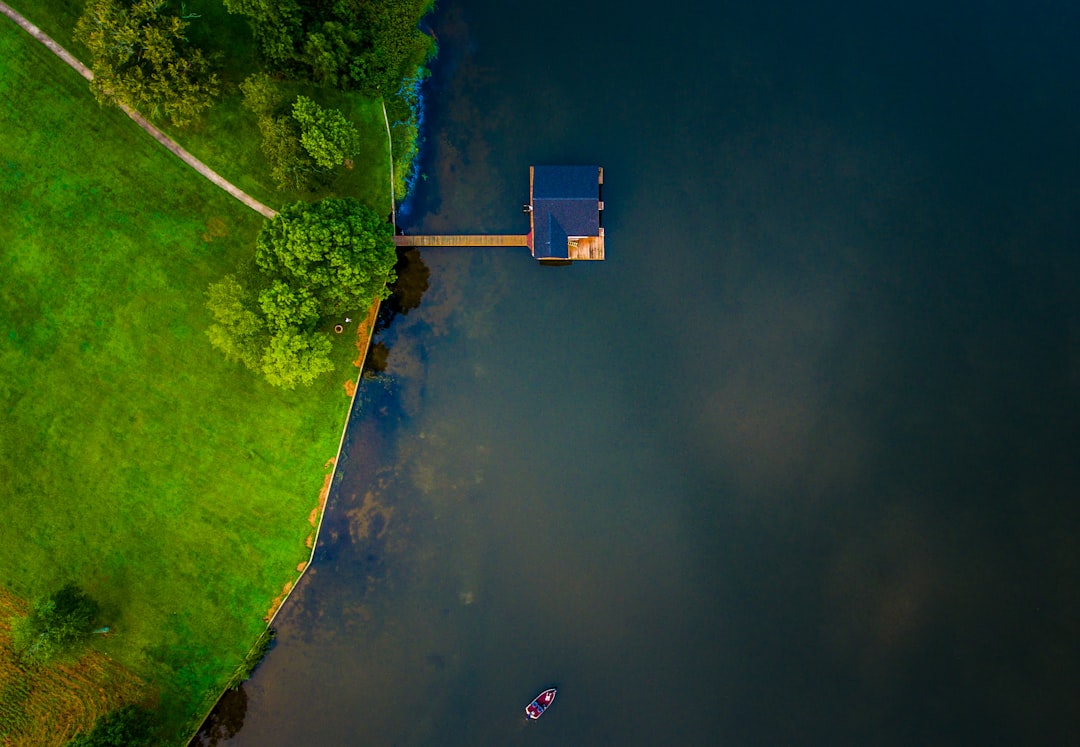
[[207, 199, 396, 389], [205, 274, 266, 369], [261, 329, 334, 389], [239, 72, 283, 118], [222, 0, 303, 66], [292, 96, 360, 170], [258, 280, 320, 333], [262, 116, 313, 190], [75, 0, 220, 127], [240, 74, 312, 190], [255, 198, 397, 315], [10, 583, 101, 665]]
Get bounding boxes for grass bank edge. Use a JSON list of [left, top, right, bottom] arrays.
[[0, 7, 429, 747]]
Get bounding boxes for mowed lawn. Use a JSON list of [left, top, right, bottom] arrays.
[[0, 19, 362, 740]]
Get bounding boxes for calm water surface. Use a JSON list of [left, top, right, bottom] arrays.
[[208, 1, 1080, 744]]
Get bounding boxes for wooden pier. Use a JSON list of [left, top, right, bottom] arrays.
[[393, 234, 530, 248], [393, 165, 604, 262]]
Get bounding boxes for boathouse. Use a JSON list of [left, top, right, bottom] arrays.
[[393, 165, 605, 263], [528, 166, 605, 261]]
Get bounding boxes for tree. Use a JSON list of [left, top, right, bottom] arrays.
[[301, 21, 356, 88], [222, 0, 303, 66], [255, 198, 397, 315], [207, 200, 395, 389], [262, 116, 313, 190], [67, 705, 157, 747], [261, 329, 333, 389], [347, 0, 436, 95], [292, 96, 360, 169], [223, 0, 435, 96], [10, 583, 100, 665], [75, 0, 220, 127], [206, 274, 266, 369], [258, 281, 320, 333], [240, 75, 312, 190], [239, 72, 283, 119]]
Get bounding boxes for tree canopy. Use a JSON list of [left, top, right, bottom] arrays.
[[10, 583, 101, 665], [223, 0, 435, 95], [255, 198, 397, 315], [207, 199, 397, 388], [260, 328, 335, 389], [240, 74, 314, 190], [205, 273, 265, 369], [292, 96, 360, 169], [75, 0, 220, 127]]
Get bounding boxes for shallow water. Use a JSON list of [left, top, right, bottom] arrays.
[[211, 1, 1080, 744]]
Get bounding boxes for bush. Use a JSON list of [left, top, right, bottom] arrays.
[[11, 583, 100, 665], [67, 705, 158, 747]]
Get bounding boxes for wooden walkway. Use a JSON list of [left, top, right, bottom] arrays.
[[393, 234, 530, 248]]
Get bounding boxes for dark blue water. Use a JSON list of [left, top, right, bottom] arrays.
[[213, 1, 1080, 744]]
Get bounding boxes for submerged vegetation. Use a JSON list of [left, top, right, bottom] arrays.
[[0, 0, 434, 742]]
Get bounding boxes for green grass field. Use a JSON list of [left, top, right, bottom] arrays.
[[0, 13, 377, 741]]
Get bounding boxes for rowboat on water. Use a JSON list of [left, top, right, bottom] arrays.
[[525, 688, 557, 720]]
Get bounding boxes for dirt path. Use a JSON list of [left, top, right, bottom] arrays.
[[0, 1, 278, 220]]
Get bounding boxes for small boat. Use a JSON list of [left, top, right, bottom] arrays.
[[525, 687, 557, 720]]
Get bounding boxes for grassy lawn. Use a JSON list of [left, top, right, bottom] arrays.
[[0, 15, 371, 742]]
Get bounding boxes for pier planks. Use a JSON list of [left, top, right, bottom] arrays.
[[393, 234, 531, 248]]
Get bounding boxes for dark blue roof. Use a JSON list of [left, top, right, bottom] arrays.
[[532, 166, 600, 259], [533, 166, 599, 200], [534, 214, 569, 259]]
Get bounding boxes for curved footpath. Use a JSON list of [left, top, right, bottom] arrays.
[[0, 1, 278, 220]]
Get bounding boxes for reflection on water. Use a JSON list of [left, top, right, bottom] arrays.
[[192, 686, 246, 747], [218, 0, 1080, 745], [385, 249, 431, 318], [363, 248, 431, 376]]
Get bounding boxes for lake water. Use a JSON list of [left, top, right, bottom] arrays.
[[205, 1, 1080, 744]]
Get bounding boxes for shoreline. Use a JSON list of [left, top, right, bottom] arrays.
[[190, 15, 436, 736], [257, 2, 438, 630], [186, 296, 382, 745], [265, 295, 383, 626], [2, 2, 434, 743]]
